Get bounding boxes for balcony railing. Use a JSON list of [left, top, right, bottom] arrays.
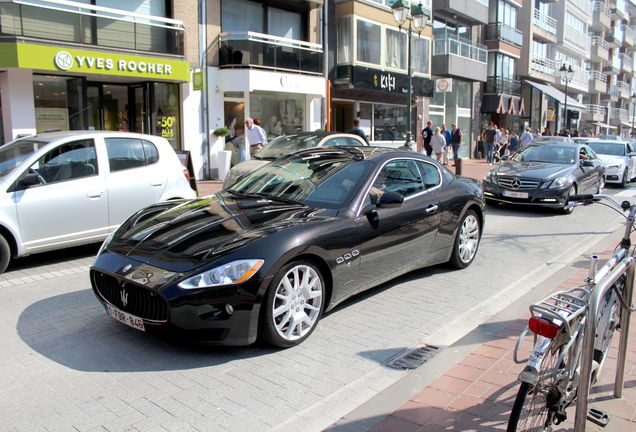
[[485, 76, 521, 94], [484, 23, 523, 47], [0, 0, 184, 55], [591, 35, 610, 50], [593, 0, 610, 16], [618, 80, 631, 98], [610, 107, 629, 123], [620, 53, 633, 72], [530, 55, 556, 75], [219, 31, 323, 74], [611, 55, 622, 70], [589, 70, 608, 83], [433, 29, 487, 63], [623, 25, 635, 45], [568, 0, 593, 14], [533, 9, 557, 35], [611, 24, 624, 44], [564, 26, 591, 56], [586, 104, 606, 115]]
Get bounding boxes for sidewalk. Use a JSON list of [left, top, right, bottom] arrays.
[[194, 158, 494, 197], [327, 247, 636, 432]]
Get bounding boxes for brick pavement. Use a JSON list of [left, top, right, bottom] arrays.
[[344, 251, 636, 432]]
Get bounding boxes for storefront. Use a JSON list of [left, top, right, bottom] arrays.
[[0, 42, 190, 149]]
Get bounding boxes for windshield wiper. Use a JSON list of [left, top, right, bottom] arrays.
[[226, 190, 305, 206]]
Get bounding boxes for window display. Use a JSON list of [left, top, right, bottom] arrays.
[[249, 92, 305, 139]]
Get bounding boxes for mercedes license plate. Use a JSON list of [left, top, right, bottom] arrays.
[[106, 304, 145, 332], [503, 190, 529, 199]]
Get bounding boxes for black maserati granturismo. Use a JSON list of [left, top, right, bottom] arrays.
[[90, 147, 485, 347]]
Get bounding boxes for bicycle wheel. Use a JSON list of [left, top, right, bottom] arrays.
[[507, 342, 577, 432], [593, 279, 622, 380]]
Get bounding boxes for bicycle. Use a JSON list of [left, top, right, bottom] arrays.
[[506, 193, 636, 432]]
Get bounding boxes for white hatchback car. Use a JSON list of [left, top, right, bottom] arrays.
[[587, 140, 636, 187], [0, 131, 196, 273]]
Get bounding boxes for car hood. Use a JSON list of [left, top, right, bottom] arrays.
[[490, 161, 572, 180], [596, 154, 625, 165], [105, 194, 328, 272]]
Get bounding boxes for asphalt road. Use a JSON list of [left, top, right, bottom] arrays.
[[1, 186, 634, 432]]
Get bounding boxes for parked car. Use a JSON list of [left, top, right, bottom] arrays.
[[483, 143, 605, 214], [0, 131, 196, 273], [531, 136, 573, 145], [598, 135, 622, 140], [587, 140, 636, 187], [572, 137, 592, 144], [223, 132, 368, 187], [91, 147, 485, 347]]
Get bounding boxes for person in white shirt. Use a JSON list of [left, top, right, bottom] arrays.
[[245, 117, 268, 157], [431, 127, 447, 162], [519, 127, 534, 148]]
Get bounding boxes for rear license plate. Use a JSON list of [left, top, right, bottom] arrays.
[[106, 304, 145, 332], [503, 190, 529, 199]]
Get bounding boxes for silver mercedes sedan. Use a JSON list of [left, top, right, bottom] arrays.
[[0, 131, 197, 273]]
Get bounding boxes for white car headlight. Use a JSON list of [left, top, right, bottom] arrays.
[[606, 163, 623, 169], [551, 177, 568, 188], [484, 171, 494, 182], [178, 259, 264, 289]]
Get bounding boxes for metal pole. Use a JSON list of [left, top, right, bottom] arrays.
[[564, 77, 569, 131], [632, 104, 635, 138], [406, 24, 413, 148], [615, 260, 634, 397]]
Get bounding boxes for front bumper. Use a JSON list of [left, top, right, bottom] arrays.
[[483, 181, 569, 208], [603, 166, 624, 183], [90, 252, 268, 346]]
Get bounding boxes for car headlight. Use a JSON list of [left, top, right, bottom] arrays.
[[483, 171, 494, 183], [550, 177, 568, 188], [606, 163, 623, 169], [178, 259, 265, 289]]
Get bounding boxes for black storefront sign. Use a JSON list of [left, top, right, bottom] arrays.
[[337, 65, 434, 97]]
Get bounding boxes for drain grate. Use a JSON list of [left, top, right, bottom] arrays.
[[386, 344, 442, 370]]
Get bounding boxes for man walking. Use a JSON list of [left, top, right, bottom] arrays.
[[347, 118, 369, 144], [450, 123, 462, 163], [422, 120, 433, 156], [484, 123, 498, 165], [520, 126, 533, 149], [245, 117, 268, 157]]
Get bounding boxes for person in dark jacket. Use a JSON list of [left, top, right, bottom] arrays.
[[347, 118, 369, 144], [422, 120, 433, 156]]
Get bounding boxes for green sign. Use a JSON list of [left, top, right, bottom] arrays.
[[192, 70, 205, 91], [0, 42, 190, 82]]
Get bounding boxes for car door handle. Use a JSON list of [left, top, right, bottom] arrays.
[[150, 180, 163, 187], [425, 204, 438, 213], [87, 191, 103, 198]]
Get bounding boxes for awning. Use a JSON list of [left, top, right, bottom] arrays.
[[525, 80, 586, 111], [591, 122, 617, 129]]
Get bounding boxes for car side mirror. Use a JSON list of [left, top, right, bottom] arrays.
[[377, 191, 404, 208], [628, 152, 636, 157], [580, 160, 594, 167]]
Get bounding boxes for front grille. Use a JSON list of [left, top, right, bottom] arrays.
[[497, 176, 541, 190], [91, 270, 168, 322]]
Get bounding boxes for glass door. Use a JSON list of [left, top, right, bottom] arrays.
[[130, 85, 148, 134]]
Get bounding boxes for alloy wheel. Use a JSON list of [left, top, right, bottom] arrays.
[[458, 214, 480, 263]]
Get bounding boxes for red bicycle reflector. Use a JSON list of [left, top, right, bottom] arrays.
[[529, 317, 561, 339]]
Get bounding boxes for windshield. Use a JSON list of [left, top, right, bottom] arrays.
[[0, 139, 48, 179], [511, 145, 576, 164], [588, 142, 626, 156], [228, 150, 372, 209], [254, 135, 323, 160]]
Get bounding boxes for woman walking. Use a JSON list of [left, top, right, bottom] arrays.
[[508, 130, 519, 157], [431, 127, 447, 163]]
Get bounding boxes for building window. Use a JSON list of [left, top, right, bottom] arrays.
[[456, 81, 471, 108], [498, 0, 517, 27], [413, 37, 430, 74], [373, 104, 407, 140], [33, 75, 86, 133], [250, 92, 305, 137], [385, 28, 406, 69], [268, 7, 301, 40], [337, 17, 352, 64], [357, 20, 381, 65], [151, 83, 180, 149], [222, 0, 264, 33]]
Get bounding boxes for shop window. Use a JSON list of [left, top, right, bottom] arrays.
[[105, 138, 158, 172], [33, 75, 86, 133], [374, 104, 407, 141], [357, 20, 381, 65], [456, 81, 472, 108], [249, 92, 304, 138], [151, 83, 180, 149]]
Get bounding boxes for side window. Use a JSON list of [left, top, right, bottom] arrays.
[[416, 161, 441, 189], [326, 137, 350, 147], [347, 137, 365, 146], [627, 143, 634, 154], [30, 139, 98, 184], [105, 138, 145, 172], [142, 140, 159, 164], [580, 146, 594, 160], [368, 159, 424, 204]]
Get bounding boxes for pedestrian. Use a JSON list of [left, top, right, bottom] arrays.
[[520, 126, 533, 148], [508, 130, 519, 157], [422, 120, 434, 156], [347, 118, 370, 144], [498, 128, 509, 159], [441, 124, 451, 165], [431, 127, 446, 162], [450, 123, 463, 163], [484, 123, 498, 165], [542, 127, 552, 136], [244, 117, 268, 157]]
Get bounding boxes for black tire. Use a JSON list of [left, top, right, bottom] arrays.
[[259, 260, 325, 348], [560, 185, 577, 214], [449, 210, 481, 268], [621, 168, 629, 188], [0, 234, 10, 274]]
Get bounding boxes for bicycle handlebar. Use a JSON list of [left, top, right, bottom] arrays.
[[568, 194, 630, 210]]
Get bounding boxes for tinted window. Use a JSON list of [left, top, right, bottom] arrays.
[[105, 138, 157, 172], [588, 142, 626, 156], [347, 137, 365, 146], [369, 159, 424, 204], [0, 139, 48, 179], [326, 137, 351, 147], [29, 139, 97, 184], [416, 161, 441, 189]]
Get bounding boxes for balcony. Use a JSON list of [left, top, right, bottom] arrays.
[[582, 104, 607, 122], [607, 25, 624, 46], [555, 65, 589, 93], [432, 29, 487, 82], [564, 26, 591, 57], [604, 54, 622, 72], [484, 23, 523, 47], [591, 36, 610, 61], [589, 70, 608, 93], [485, 76, 521, 95], [432, 0, 488, 26], [618, 80, 632, 98], [612, 0, 630, 20], [591, 1, 612, 31], [0, 0, 184, 56], [533, 9, 558, 43], [530, 55, 556, 78], [569, 0, 593, 15], [620, 53, 633, 73], [610, 107, 629, 125], [623, 25, 635, 46], [218, 32, 323, 75]]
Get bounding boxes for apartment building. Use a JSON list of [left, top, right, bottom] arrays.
[[0, 0, 197, 158]]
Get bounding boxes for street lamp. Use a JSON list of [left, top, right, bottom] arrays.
[[391, 1, 427, 148], [559, 64, 575, 131]]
